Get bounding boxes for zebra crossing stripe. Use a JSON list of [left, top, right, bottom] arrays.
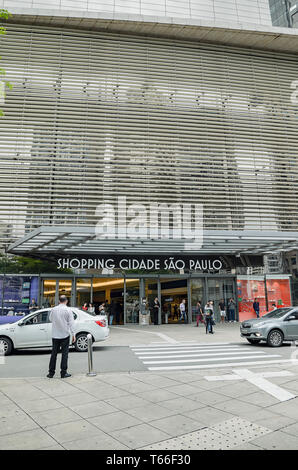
[[131, 342, 233, 349], [142, 354, 281, 365], [134, 347, 254, 356], [131, 346, 241, 353], [147, 359, 298, 371], [138, 351, 267, 360]]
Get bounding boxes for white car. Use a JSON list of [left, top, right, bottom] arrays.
[[0, 307, 110, 355]]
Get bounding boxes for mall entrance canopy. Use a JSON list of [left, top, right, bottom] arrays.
[[7, 226, 298, 258]]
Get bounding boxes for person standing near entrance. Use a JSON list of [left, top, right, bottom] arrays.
[[228, 298, 236, 322], [179, 299, 187, 323], [87, 303, 95, 315], [219, 299, 226, 324], [152, 297, 160, 325], [47, 295, 75, 379], [196, 301, 204, 327], [253, 298, 260, 318], [99, 302, 106, 314]]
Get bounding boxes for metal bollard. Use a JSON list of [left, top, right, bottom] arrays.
[[86, 333, 97, 377]]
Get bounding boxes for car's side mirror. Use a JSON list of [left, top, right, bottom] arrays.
[[18, 320, 24, 326], [287, 315, 296, 321]]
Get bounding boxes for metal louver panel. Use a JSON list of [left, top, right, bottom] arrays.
[[0, 24, 298, 250]]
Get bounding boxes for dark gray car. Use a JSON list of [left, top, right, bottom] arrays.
[[240, 307, 298, 347]]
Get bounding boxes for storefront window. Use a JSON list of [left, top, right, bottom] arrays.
[[58, 279, 72, 303], [237, 277, 266, 321], [2, 276, 39, 315], [266, 276, 291, 310], [42, 279, 56, 308], [92, 277, 124, 324], [207, 278, 236, 322], [76, 278, 92, 309], [191, 278, 204, 322]]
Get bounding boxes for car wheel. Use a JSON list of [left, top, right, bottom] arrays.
[[267, 329, 284, 347], [0, 337, 13, 355], [247, 339, 261, 344], [74, 333, 90, 352]]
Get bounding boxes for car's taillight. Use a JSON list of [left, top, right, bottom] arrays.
[[95, 320, 106, 327]]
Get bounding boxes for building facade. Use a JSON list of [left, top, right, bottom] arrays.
[[269, 0, 298, 27], [0, 0, 273, 25], [0, 1, 298, 322]]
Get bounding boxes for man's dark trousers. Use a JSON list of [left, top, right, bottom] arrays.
[[49, 336, 70, 376]]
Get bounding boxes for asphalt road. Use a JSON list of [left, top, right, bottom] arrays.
[[0, 344, 147, 378], [0, 341, 296, 378]]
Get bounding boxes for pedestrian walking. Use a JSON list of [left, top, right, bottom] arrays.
[[219, 299, 226, 324], [196, 301, 205, 327], [204, 300, 214, 334], [253, 298, 260, 318], [179, 299, 187, 323], [47, 295, 75, 379], [228, 298, 237, 322]]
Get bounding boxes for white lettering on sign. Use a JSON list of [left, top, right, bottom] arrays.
[[57, 257, 223, 271]]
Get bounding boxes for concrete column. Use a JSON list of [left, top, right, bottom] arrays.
[[55, 280, 59, 305], [123, 275, 127, 324], [158, 277, 161, 324], [187, 277, 192, 323], [71, 277, 76, 307]]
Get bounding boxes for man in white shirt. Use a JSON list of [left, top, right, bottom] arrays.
[[47, 295, 75, 379]]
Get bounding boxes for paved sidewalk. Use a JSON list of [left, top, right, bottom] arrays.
[[1, 361, 298, 450]]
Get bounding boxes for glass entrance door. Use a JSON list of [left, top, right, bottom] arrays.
[[160, 278, 188, 324], [207, 278, 236, 323], [92, 278, 124, 324], [145, 278, 160, 325], [191, 278, 205, 323], [126, 279, 140, 324]]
